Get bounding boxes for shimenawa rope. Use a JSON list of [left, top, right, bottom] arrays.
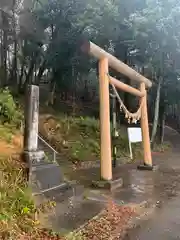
[[107, 73, 143, 124]]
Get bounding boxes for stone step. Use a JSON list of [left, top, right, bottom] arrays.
[[41, 184, 84, 202], [30, 160, 70, 199], [32, 182, 70, 199], [38, 192, 105, 233], [31, 162, 64, 190]]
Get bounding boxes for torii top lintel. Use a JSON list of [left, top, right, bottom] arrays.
[[81, 40, 152, 88]]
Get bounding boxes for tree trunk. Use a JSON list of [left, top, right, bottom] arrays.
[[159, 107, 166, 144], [46, 80, 56, 106], [151, 77, 163, 145], [158, 94, 166, 144], [3, 33, 7, 85], [18, 60, 25, 93], [10, 39, 18, 86], [11, 0, 18, 86], [72, 65, 77, 116], [0, 30, 3, 68], [24, 56, 36, 86], [35, 60, 46, 85], [1, 11, 8, 86]]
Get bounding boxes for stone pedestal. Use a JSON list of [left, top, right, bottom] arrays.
[[92, 178, 123, 191], [24, 150, 45, 167], [137, 163, 159, 171]]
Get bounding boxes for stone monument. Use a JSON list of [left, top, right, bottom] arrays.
[[23, 85, 69, 198]]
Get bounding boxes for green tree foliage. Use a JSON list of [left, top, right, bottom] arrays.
[[0, 88, 22, 125], [0, 0, 180, 139]]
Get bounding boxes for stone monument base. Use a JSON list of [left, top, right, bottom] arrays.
[[24, 150, 70, 197]]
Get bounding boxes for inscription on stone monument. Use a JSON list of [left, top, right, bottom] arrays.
[[24, 85, 39, 152]]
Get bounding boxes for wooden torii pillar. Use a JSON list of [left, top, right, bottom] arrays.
[[81, 41, 153, 181]]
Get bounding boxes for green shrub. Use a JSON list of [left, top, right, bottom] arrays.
[[0, 88, 22, 126]]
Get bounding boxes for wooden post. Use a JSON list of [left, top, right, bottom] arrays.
[[99, 58, 112, 181], [140, 83, 152, 166], [112, 95, 117, 168]]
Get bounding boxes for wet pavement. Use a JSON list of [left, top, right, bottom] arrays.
[[37, 126, 180, 238], [125, 196, 180, 240], [124, 126, 180, 240]]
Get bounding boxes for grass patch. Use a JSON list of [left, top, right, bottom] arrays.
[[0, 155, 36, 239], [39, 114, 140, 163], [152, 141, 172, 153], [0, 154, 65, 239], [40, 114, 173, 165], [0, 124, 19, 143], [0, 124, 65, 239], [0, 123, 35, 239]]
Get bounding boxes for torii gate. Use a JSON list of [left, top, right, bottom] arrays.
[[81, 41, 153, 181]]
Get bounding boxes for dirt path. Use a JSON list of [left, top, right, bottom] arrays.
[[124, 126, 180, 240]]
